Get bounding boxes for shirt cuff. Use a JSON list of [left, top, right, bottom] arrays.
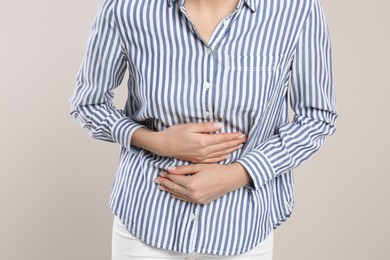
[[110, 115, 148, 154], [235, 149, 275, 191]]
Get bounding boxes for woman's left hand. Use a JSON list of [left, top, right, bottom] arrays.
[[154, 163, 251, 205]]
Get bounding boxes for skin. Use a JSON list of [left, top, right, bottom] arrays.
[[132, 0, 252, 205], [132, 123, 252, 205], [185, 0, 240, 43], [155, 163, 251, 205], [132, 122, 247, 163]]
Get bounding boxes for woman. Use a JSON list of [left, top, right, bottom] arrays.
[[69, 0, 338, 259]]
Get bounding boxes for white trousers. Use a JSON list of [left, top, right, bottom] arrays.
[[112, 215, 273, 260]]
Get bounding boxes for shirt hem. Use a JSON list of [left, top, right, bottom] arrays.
[[109, 203, 293, 256]]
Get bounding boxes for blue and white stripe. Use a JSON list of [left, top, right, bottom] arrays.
[[69, 0, 338, 255]]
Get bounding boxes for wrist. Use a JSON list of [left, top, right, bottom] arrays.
[[132, 128, 164, 155], [226, 162, 252, 189], [148, 130, 168, 156]]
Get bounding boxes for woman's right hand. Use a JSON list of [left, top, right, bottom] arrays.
[[131, 122, 247, 164]]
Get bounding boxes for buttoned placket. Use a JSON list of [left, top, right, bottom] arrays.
[[177, 1, 245, 254], [178, 0, 244, 122], [188, 207, 198, 254]]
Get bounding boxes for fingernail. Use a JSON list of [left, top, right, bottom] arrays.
[[159, 171, 166, 177], [213, 122, 223, 128], [158, 185, 165, 191], [167, 166, 176, 171], [238, 144, 244, 149], [154, 178, 160, 184], [238, 134, 245, 139]]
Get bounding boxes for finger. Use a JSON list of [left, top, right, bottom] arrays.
[[171, 193, 209, 205], [161, 186, 193, 202], [171, 194, 195, 204], [200, 140, 245, 158], [209, 145, 242, 157], [191, 142, 245, 164], [166, 174, 192, 190], [203, 132, 247, 146], [157, 178, 192, 198], [194, 154, 231, 164], [166, 164, 200, 175], [186, 121, 223, 133]]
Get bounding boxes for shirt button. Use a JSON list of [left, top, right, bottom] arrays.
[[203, 82, 211, 89], [223, 19, 230, 26], [206, 47, 213, 55], [203, 111, 210, 117], [190, 213, 196, 221]]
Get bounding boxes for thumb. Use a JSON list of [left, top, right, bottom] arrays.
[[188, 121, 223, 133], [166, 164, 200, 175]]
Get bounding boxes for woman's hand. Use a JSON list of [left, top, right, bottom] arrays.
[[132, 122, 247, 164], [153, 162, 252, 205]]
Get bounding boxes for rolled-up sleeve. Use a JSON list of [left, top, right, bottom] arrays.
[[236, 0, 339, 191], [68, 0, 147, 154]]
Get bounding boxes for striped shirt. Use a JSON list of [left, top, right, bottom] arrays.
[[69, 0, 338, 255]]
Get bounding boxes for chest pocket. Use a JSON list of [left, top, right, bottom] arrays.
[[221, 54, 284, 115]]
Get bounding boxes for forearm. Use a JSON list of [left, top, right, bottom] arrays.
[[68, 0, 148, 154], [132, 126, 253, 184], [131, 127, 165, 155], [226, 162, 252, 190], [131, 123, 247, 162], [235, 0, 338, 191]]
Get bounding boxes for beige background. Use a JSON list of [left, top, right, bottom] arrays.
[[1, 0, 389, 259]]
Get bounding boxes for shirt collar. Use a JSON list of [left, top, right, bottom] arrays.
[[167, 0, 258, 12]]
